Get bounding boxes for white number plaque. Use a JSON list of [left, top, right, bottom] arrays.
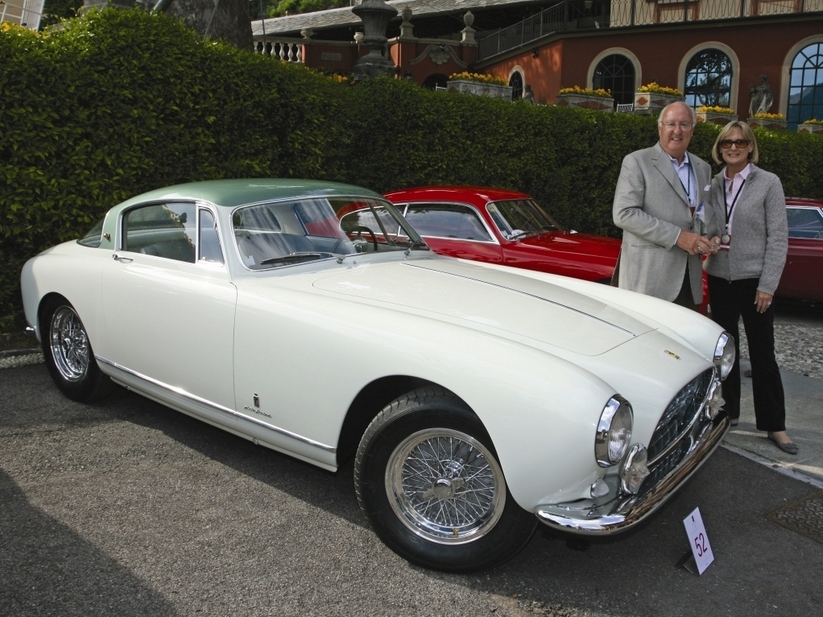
[[683, 507, 714, 575]]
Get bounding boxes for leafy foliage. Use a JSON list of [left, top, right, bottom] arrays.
[[40, 0, 84, 28], [2, 9, 822, 329]]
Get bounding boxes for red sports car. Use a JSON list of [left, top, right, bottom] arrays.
[[779, 198, 823, 303], [384, 186, 620, 284]]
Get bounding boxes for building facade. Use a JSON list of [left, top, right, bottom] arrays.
[[252, 0, 823, 127]]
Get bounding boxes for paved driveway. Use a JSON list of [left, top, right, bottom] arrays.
[[2, 363, 822, 617]]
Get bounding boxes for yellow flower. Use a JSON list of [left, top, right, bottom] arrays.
[[753, 112, 785, 120], [802, 118, 823, 125], [449, 72, 507, 86], [636, 82, 683, 96], [558, 85, 612, 98], [697, 105, 736, 114]]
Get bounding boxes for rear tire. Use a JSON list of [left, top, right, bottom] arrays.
[[354, 386, 536, 572], [40, 296, 113, 402]]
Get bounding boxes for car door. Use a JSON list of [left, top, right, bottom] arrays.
[[101, 202, 238, 411], [780, 206, 823, 302]]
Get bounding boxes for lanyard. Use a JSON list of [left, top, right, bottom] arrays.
[[676, 162, 694, 207], [724, 178, 746, 231]]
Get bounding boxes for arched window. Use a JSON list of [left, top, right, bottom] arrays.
[[684, 49, 732, 108], [593, 54, 635, 106], [787, 42, 823, 128], [509, 72, 524, 100]]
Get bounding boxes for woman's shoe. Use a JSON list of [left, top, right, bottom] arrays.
[[768, 432, 799, 455]]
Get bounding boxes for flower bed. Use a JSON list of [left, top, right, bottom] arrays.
[[798, 119, 823, 134], [447, 79, 513, 99], [449, 72, 508, 86], [633, 83, 684, 114], [696, 106, 737, 126], [748, 113, 786, 131], [556, 86, 613, 111], [447, 72, 512, 99]]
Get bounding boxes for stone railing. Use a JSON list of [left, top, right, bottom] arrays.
[[254, 40, 303, 63]]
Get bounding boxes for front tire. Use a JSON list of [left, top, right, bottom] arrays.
[[354, 386, 536, 572], [40, 296, 113, 402]]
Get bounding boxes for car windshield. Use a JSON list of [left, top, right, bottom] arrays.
[[233, 196, 427, 270], [487, 199, 563, 240]]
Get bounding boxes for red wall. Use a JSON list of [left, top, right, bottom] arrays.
[[480, 20, 820, 111]]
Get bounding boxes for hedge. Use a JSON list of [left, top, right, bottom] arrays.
[[2, 10, 822, 330]]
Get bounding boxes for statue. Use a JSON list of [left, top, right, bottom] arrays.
[[749, 75, 774, 117]]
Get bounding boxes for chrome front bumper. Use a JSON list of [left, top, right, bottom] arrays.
[[534, 412, 730, 534]]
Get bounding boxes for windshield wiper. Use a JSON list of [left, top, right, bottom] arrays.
[[259, 252, 334, 266]]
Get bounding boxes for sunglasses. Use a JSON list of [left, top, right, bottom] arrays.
[[719, 139, 751, 150]]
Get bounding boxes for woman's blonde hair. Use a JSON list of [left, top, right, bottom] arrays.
[[712, 121, 759, 165]]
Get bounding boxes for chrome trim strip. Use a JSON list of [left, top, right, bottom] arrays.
[[97, 356, 336, 453], [534, 412, 729, 535]]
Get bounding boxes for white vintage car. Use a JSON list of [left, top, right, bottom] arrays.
[[21, 179, 733, 572]]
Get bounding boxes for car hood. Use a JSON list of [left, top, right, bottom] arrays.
[[313, 258, 653, 356]]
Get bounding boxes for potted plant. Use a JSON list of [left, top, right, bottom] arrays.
[[748, 111, 787, 131], [696, 105, 737, 126], [447, 72, 513, 99], [798, 119, 823, 134], [634, 82, 684, 114], [556, 86, 614, 111]]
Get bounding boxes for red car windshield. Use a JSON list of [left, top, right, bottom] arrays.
[[488, 199, 562, 240]]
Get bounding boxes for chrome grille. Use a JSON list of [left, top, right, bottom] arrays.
[[647, 369, 714, 461]]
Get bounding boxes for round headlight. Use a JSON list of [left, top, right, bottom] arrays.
[[714, 332, 735, 381], [595, 395, 633, 468]]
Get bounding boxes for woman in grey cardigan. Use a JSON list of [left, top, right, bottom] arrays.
[[705, 121, 797, 454]]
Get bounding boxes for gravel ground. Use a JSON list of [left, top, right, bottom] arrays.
[[5, 302, 821, 378]]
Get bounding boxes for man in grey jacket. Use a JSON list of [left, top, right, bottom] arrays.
[[613, 101, 715, 309]]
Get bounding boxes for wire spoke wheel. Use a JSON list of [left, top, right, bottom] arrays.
[[40, 296, 113, 402], [355, 386, 536, 572], [49, 305, 90, 382], [387, 428, 505, 544]]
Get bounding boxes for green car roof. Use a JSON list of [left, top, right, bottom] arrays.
[[118, 178, 383, 210]]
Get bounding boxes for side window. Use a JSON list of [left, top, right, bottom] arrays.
[[405, 204, 491, 241], [787, 208, 823, 239], [123, 202, 196, 263], [199, 209, 224, 263]]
